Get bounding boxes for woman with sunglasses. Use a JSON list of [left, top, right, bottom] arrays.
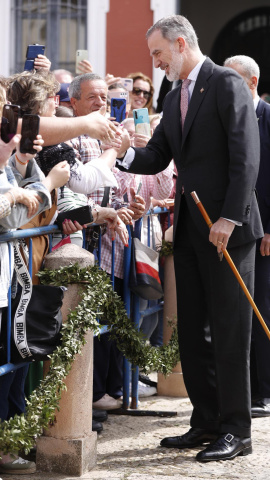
[[126, 72, 154, 115]]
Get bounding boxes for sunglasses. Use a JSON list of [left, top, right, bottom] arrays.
[[132, 87, 152, 100]]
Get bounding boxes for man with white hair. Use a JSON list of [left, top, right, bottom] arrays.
[[224, 55, 270, 419]]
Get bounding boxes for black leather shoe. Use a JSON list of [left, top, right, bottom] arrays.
[[93, 409, 108, 422], [196, 433, 252, 462], [251, 398, 270, 418], [139, 373, 157, 388], [92, 419, 103, 433], [160, 427, 218, 449]]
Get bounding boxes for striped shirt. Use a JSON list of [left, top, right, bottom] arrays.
[[52, 187, 88, 248]]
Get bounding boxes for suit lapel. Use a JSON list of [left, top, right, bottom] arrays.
[[256, 99, 264, 124], [169, 84, 182, 158], [182, 58, 214, 147]]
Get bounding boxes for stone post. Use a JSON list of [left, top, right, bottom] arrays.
[[36, 244, 97, 476], [157, 227, 188, 397]]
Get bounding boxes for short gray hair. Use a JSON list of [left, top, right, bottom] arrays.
[[69, 73, 104, 100], [146, 15, 199, 49], [224, 55, 260, 80]]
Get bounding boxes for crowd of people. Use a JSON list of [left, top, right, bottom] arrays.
[[0, 38, 175, 475], [0, 11, 270, 475]]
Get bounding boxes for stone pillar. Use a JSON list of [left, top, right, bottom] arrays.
[[36, 244, 97, 476], [157, 228, 188, 397]]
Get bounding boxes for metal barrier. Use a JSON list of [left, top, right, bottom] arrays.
[[0, 208, 172, 412]]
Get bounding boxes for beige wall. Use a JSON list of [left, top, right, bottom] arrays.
[[181, 0, 270, 55]]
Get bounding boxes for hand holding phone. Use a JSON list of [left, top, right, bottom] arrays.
[[133, 108, 151, 136], [20, 114, 40, 154], [110, 98, 126, 123], [120, 78, 133, 91], [24, 44, 45, 71], [56, 205, 93, 229], [136, 181, 142, 196], [134, 181, 142, 203], [75, 50, 89, 74]]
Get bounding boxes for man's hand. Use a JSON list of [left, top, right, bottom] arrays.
[[0, 134, 21, 169], [86, 107, 117, 142], [34, 55, 51, 71], [129, 187, 146, 220], [100, 129, 122, 151], [209, 218, 235, 253], [260, 233, 270, 256]]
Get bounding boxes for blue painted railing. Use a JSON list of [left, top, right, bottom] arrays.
[[0, 207, 171, 409]]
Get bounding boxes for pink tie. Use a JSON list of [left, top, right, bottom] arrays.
[[180, 79, 191, 129]]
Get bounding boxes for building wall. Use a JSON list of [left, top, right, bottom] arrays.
[[106, 0, 153, 78], [0, 0, 12, 77]]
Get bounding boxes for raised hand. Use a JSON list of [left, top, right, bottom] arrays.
[[43, 160, 70, 191]]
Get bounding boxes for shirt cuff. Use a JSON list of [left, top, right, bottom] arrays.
[[116, 147, 135, 169], [222, 217, 242, 227]]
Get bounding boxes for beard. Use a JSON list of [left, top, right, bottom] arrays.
[[165, 47, 183, 82]]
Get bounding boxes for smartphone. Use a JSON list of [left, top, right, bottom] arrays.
[[136, 182, 142, 195], [56, 205, 93, 229], [0, 104, 21, 143], [75, 50, 88, 74], [133, 108, 151, 136], [120, 78, 133, 92], [24, 44, 45, 71], [110, 98, 126, 123], [107, 89, 128, 102], [134, 181, 142, 202], [20, 114, 40, 154]]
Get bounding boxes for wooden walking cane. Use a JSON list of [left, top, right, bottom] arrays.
[[190, 191, 270, 341]]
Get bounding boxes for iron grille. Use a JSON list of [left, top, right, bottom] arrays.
[[12, 0, 87, 74]]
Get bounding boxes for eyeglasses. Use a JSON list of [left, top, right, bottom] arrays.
[[48, 95, 60, 106], [132, 87, 152, 100]]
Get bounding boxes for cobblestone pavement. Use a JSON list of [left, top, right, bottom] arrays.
[[3, 395, 270, 480]]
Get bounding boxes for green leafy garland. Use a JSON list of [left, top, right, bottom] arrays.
[[0, 263, 179, 455], [158, 239, 174, 257]]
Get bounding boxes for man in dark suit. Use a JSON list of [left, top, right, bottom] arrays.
[[117, 15, 263, 462], [224, 55, 270, 418]]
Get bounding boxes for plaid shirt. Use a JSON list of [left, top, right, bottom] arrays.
[[70, 133, 117, 254], [71, 135, 173, 279], [100, 163, 174, 278], [0, 194, 11, 220], [70, 135, 106, 206]]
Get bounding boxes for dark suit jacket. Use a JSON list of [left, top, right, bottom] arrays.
[[121, 58, 263, 247], [256, 99, 270, 234]]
